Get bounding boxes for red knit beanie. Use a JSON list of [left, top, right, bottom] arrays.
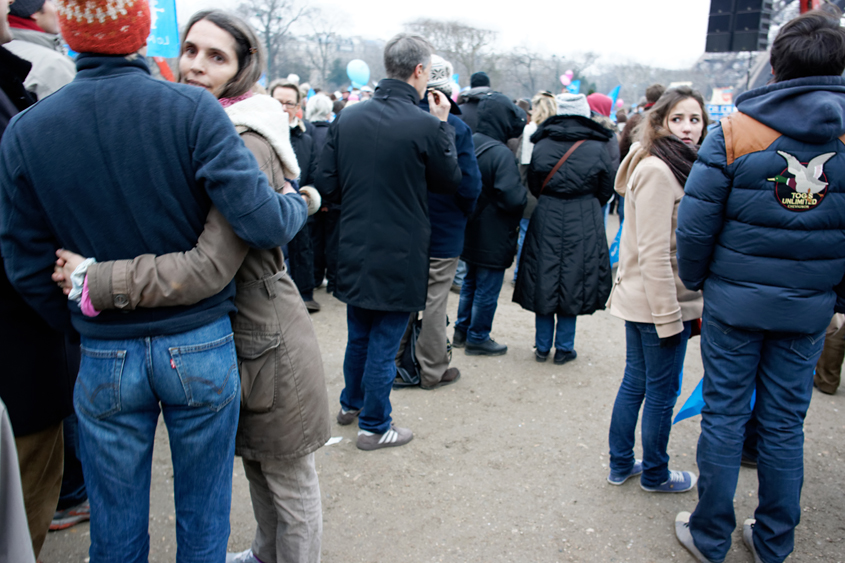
[[57, 0, 151, 55], [587, 93, 613, 118]]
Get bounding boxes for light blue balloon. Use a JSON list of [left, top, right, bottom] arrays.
[[346, 59, 370, 87]]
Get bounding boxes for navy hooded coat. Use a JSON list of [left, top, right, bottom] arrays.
[[676, 76, 845, 334]]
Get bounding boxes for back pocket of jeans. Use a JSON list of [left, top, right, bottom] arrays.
[[76, 347, 126, 419], [790, 332, 825, 361], [169, 334, 238, 412], [706, 319, 750, 353]]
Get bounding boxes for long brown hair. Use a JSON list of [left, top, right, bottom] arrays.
[[634, 86, 710, 153], [179, 10, 265, 100]]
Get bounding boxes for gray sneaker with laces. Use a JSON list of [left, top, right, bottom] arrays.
[[641, 470, 697, 493], [356, 423, 413, 451]]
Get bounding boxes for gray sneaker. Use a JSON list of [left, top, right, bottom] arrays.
[[226, 549, 260, 563], [356, 423, 413, 451], [743, 519, 764, 563], [675, 512, 717, 563], [336, 407, 360, 426]]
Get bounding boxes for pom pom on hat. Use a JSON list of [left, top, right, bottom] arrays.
[[57, 0, 151, 55], [427, 54, 454, 96]]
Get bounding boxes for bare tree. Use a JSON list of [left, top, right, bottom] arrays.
[[305, 8, 344, 87], [238, 0, 311, 80], [404, 18, 497, 82]]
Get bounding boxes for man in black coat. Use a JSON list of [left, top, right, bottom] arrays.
[[454, 92, 527, 356], [0, 2, 76, 556], [316, 33, 461, 450], [271, 81, 322, 312]]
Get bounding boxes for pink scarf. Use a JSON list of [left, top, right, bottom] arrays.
[[219, 90, 253, 108]]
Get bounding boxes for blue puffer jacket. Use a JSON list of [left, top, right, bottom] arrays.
[[677, 76, 845, 334], [420, 98, 482, 258]]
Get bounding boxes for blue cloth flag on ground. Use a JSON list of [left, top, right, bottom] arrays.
[[674, 377, 756, 424], [609, 219, 622, 267], [146, 0, 180, 58]]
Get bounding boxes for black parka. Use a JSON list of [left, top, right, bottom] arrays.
[[315, 79, 461, 312], [461, 92, 527, 270], [512, 115, 614, 316], [288, 123, 317, 294], [0, 46, 76, 437]]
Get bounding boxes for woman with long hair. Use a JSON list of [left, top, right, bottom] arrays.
[[605, 86, 707, 494], [54, 10, 329, 563]]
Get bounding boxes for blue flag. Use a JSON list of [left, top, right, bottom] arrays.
[[674, 378, 756, 424], [147, 0, 180, 58]]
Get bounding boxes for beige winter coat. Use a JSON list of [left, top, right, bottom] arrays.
[[607, 142, 702, 338], [85, 94, 330, 461]]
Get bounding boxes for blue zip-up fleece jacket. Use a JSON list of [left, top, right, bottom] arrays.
[[676, 76, 845, 334], [0, 54, 306, 339], [419, 98, 482, 258]]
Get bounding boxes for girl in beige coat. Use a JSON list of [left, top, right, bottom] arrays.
[[54, 11, 329, 563], [605, 87, 706, 494]]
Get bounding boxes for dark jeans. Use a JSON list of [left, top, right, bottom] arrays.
[[311, 209, 340, 292], [340, 306, 409, 434], [608, 321, 691, 487], [689, 316, 825, 563], [535, 313, 576, 353], [56, 412, 87, 510], [455, 264, 505, 344]]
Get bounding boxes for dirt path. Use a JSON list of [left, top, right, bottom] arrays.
[[41, 216, 845, 562]]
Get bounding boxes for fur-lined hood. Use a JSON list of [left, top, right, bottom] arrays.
[[225, 94, 301, 180]]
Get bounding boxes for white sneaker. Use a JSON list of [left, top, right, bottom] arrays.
[[675, 512, 717, 563], [226, 549, 260, 563], [743, 519, 764, 563]]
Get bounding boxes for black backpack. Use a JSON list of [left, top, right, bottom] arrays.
[[393, 314, 453, 388]]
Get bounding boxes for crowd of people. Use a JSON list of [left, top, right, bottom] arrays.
[[1, 1, 845, 562]]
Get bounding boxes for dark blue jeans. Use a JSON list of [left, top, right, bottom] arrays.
[[75, 316, 239, 563], [455, 264, 505, 344], [608, 321, 691, 487], [340, 305, 409, 434], [57, 412, 87, 510], [689, 317, 825, 563], [535, 313, 576, 353]]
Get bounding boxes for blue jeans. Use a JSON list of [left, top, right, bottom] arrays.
[[689, 317, 825, 563], [453, 260, 467, 287], [340, 305, 409, 433], [455, 264, 505, 344], [535, 313, 576, 353], [513, 218, 530, 282], [608, 321, 691, 488], [75, 316, 240, 563], [57, 412, 87, 510]]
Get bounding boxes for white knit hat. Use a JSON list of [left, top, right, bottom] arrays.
[[428, 55, 454, 96], [555, 93, 590, 118]]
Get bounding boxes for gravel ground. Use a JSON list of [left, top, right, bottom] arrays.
[[40, 215, 845, 563]]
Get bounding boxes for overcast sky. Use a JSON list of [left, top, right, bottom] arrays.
[[175, 0, 713, 69]]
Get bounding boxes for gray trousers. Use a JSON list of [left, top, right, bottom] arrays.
[[417, 257, 460, 388], [245, 453, 322, 563]]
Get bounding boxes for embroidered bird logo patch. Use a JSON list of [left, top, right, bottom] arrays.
[[768, 150, 836, 211]]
